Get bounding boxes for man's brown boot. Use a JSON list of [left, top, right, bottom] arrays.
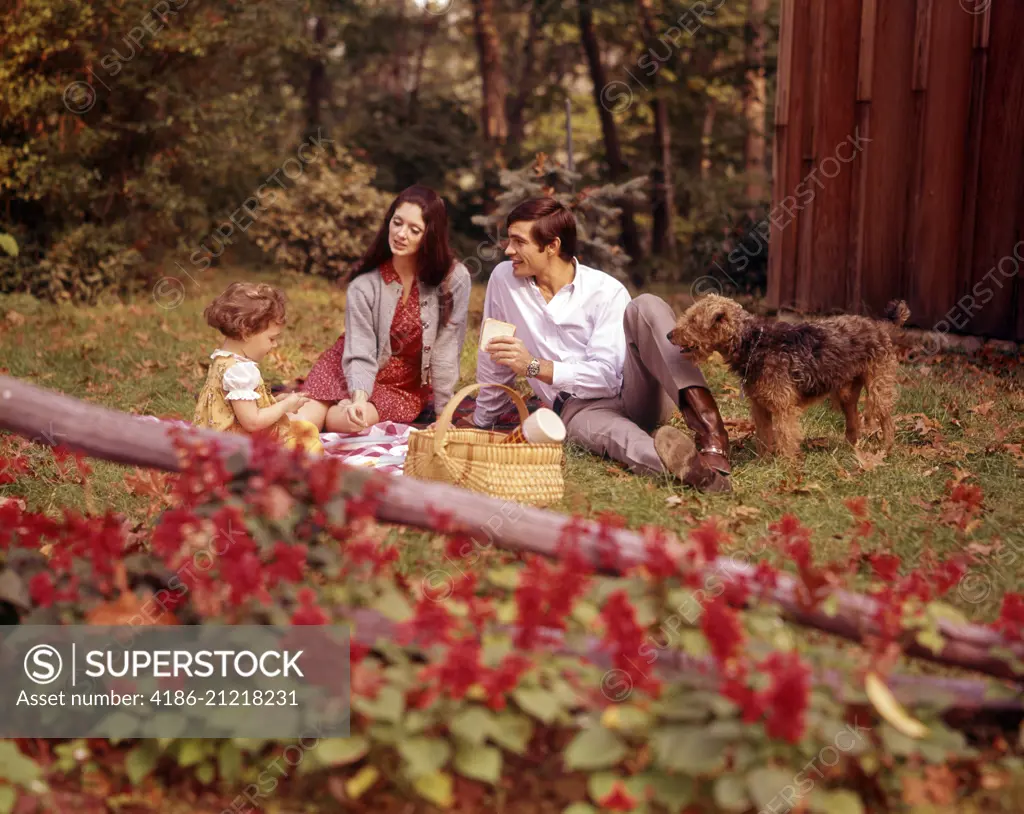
[[679, 386, 732, 476], [653, 426, 732, 494]]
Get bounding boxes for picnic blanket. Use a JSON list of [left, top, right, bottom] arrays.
[[153, 383, 543, 477], [320, 421, 412, 476]]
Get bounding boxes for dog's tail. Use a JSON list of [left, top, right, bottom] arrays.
[[884, 299, 911, 328]]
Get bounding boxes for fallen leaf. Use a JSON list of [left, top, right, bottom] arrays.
[[854, 448, 887, 471], [5, 310, 25, 327], [966, 541, 1002, 559], [665, 495, 684, 507], [729, 506, 761, 520], [969, 400, 995, 416]]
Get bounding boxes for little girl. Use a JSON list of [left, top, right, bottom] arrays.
[[193, 282, 323, 454]]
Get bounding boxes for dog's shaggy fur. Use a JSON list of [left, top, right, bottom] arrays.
[[668, 295, 910, 458]]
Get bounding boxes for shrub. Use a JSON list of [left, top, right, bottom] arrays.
[[0, 434, 1022, 812], [247, 148, 394, 281], [0, 223, 144, 303]]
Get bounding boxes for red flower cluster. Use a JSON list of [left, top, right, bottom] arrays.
[[700, 593, 745, 667], [719, 650, 811, 743], [513, 544, 592, 651], [600, 591, 661, 698], [995, 593, 1024, 641]]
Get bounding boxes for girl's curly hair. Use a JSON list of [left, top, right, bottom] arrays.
[[203, 282, 286, 340]]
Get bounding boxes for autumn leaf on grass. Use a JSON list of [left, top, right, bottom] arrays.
[[854, 448, 887, 472], [5, 310, 25, 328], [939, 482, 985, 533], [1003, 443, 1024, 466], [968, 400, 996, 417]]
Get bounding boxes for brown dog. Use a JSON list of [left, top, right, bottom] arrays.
[[668, 295, 910, 458]]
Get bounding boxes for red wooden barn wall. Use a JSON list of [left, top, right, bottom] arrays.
[[767, 0, 1024, 342]]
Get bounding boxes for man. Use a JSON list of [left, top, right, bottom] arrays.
[[473, 197, 732, 493]]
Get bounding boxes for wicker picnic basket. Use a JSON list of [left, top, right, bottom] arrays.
[[404, 383, 565, 506]]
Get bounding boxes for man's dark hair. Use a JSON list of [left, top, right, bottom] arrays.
[[506, 197, 577, 262]]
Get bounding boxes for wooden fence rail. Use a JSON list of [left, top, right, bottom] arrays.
[[1, 375, 1022, 686]]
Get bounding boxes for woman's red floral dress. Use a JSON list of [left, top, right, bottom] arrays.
[[302, 262, 430, 423]]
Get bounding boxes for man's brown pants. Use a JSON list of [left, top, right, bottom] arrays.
[[560, 294, 708, 475]]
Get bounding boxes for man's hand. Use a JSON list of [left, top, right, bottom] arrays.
[[486, 336, 533, 377]]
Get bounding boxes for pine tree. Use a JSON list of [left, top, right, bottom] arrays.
[[471, 154, 647, 284]]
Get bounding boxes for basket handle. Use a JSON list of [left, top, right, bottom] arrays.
[[432, 382, 530, 456]]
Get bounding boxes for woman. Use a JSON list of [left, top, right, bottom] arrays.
[[297, 185, 471, 433]]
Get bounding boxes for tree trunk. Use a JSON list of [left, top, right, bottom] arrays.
[[305, 16, 328, 140], [744, 0, 769, 208], [506, 0, 541, 148], [579, 2, 644, 271], [471, 0, 508, 215], [701, 101, 716, 180], [2, 374, 1022, 683], [471, 0, 508, 145], [407, 13, 439, 118], [636, 0, 676, 258]]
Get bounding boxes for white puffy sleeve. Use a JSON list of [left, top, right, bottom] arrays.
[[222, 361, 262, 401]]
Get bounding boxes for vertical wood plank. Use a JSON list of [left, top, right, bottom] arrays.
[[858, 0, 918, 319], [767, 0, 796, 309], [769, 0, 813, 311], [798, 0, 862, 314], [912, 0, 932, 91], [906, 1, 974, 329], [967, 1, 1024, 339], [857, 0, 878, 102]]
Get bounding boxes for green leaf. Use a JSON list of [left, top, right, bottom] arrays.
[[601, 704, 653, 734], [398, 736, 451, 778], [513, 687, 561, 725], [372, 584, 413, 622], [353, 684, 405, 724], [647, 772, 696, 813], [0, 786, 14, 814], [195, 762, 216, 785], [217, 741, 242, 783], [449, 705, 495, 746], [0, 234, 18, 258], [346, 766, 380, 799], [714, 774, 750, 812], [651, 725, 727, 775], [453, 743, 502, 785], [586, 772, 618, 803], [316, 736, 370, 767], [490, 711, 534, 755], [0, 742, 42, 787], [563, 804, 597, 814], [821, 593, 841, 618], [571, 599, 599, 627], [746, 767, 796, 809], [412, 770, 453, 809], [177, 739, 205, 768], [563, 727, 629, 771], [879, 724, 920, 757], [487, 566, 521, 589], [808, 789, 865, 814], [124, 743, 159, 786], [915, 626, 946, 655]]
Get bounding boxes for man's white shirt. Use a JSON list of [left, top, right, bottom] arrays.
[[472, 258, 632, 427]]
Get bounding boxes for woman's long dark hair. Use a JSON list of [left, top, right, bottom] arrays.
[[348, 185, 455, 290]]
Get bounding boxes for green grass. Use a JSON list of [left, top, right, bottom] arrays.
[[2, 265, 1023, 624]]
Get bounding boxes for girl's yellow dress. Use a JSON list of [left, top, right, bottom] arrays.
[[193, 350, 323, 454]]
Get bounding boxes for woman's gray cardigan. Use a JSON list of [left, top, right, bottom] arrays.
[[341, 263, 471, 414]]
